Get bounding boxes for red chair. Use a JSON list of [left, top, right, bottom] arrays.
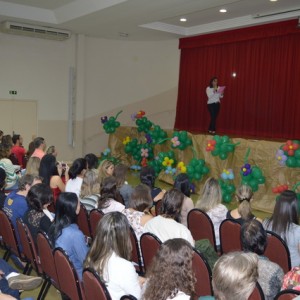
[[89, 209, 104, 239], [248, 283, 265, 300], [219, 219, 242, 254], [77, 203, 91, 238], [264, 230, 291, 273], [275, 289, 300, 300], [16, 218, 42, 275], [140, 232, 162, 272], [192, 248, 213, 297], [54, 247, 85, 300], [82, 268, 112, 300], [129, 226, 144, 274], [0, 210, 30, 273], [36, 231, 59, 300], [154, 200, 162, 216], [188, 209, 217, 252]]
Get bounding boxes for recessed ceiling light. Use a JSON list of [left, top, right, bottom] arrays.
[[180, 18, 187, 22], [270, 0, 278, 2], [219, 8, 227, 13]]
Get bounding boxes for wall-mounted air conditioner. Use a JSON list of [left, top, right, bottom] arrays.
[[1, 21, 71, 41]]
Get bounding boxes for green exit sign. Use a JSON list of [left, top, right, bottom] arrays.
[[9, 90, 17, 95]]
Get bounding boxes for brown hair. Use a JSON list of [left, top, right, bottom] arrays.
[[128, 184, 152, 213], [84, 212, 132, 278], [143, 238, 196, 300], [25, 157, 41, 176], [114, 163, 128, 188], [161, 188, 184, 223], [236, 185, 254, 220]]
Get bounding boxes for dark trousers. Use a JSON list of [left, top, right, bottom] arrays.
[[207, 102, 220, 132]]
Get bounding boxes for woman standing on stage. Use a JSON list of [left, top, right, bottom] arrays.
[[206, 76, 224, 134]]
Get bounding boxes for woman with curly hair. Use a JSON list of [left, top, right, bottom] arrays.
[[143, 238, 196, 300], [84, 212, 142, 300]]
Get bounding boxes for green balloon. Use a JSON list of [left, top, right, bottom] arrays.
[[226, 144, 234, 152], [219, 152, 228, 160], [223, 193, 232, 203], [257, 176, 266, 184], [286, 157, 297, 168], [295, 149, 300, 159], [252, 167, 262, 179], [194, 173, 201, 180], [226, 185, 236, 193], [202, 166, 209, 174]]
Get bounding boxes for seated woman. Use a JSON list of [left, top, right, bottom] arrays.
[[140, 166, 165, 202], [79, 169, 100, 212], [48, 192, 89, 280], [39, 154, 69, 203], [195, 177, 227, 246], [84, 212, 142, 300], [66, 158, 86, 198], [23, 183, 54, 243], [0, 168, 6, 209], [123, 184, 153, 241], [97, 159, 114, 186], [98, 177, 125, 214], [46, 145, 58, 157], [200, 252, 259, 300], [114, 163, 133, 208], [143, 238, 196, 300], [84, 153, 99, 173], [143, 189, 194, 246], [263, 190, 300, 268], [0, 143, 20, 190], [227, 184, 261, 225], [174, 173, 194, 227]]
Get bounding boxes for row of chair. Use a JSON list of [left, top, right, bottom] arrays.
[[187, 208, 292, 273]]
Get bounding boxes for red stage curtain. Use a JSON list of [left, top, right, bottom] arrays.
[[174, 20, 300, 139]]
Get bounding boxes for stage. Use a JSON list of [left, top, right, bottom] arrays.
[[108, 126, 300, 214]]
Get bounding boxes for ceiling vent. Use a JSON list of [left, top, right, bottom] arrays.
[[1, 21, 71, 41]]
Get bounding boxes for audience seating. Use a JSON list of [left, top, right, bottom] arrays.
[[36, 231, 60, 300], [82, 267, 111, 300], [16, 218, 41, 275], [0, 209, 30, 273], [264, 230, 291, 273], [140, 232, 162, 272], [219, 219, 242, 254], [192, 248, 213, 297], [77, 203, 91, 238], [154, 200, 162, 216], [54, 247, 85, 300], [89, 209, 104, 239], [249, 282, 265, 300], [274, 289, 300, 300], [129, 226, 144, 274], [188, 208, 217, 252]]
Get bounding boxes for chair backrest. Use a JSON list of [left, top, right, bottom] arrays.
[[89, 209, 104, 239], [155, 200, 162, 216], [264, 230, 291, 273], [120, 295, 138, 300], [140, 232, 162, 272], [54, 247, 85, 300], [82, 268, 112, 300], [248, 283, 265, 300], [77, 203, 91, 238], [219, 219, 242, 254], [129, 226, 143, 274], [188, 209, 217, 252], [0, 209, 23, 258], [36, 231, 59, 289], [192, 248, 213, 297], [16, 218, 42, 274], [274, 289, 300, 300]]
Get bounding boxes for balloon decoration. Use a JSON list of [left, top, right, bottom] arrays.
[[149, 125, 168, 145], [99, 148, 119, 165], [148, 158, 163, 176], [186, 158, 210, 181], [101, 111, 122, 134], [135, 116, 153, 133], [277, 140, 300, 168], [206, 135, 239, 160], [171, 131, 192, 150], [240, 163, 265, 192], [272, 184, 289, 194], [123, 136, 131, 145], [177, 161, 187, 173], [219, 169, 236, 203]]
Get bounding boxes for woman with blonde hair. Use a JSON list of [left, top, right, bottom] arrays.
[[195, 178, 227, 246], [227, 184, 260, 224], [98, 159, 114, 185], [79, 169, 100, 212], [142, 238, 196, 300], [84, 212, 142, 300], [25, 156, 41, 176], [207, 252, 259, 300]]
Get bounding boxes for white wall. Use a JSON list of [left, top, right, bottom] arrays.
[[0, 32, 180, 160]]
